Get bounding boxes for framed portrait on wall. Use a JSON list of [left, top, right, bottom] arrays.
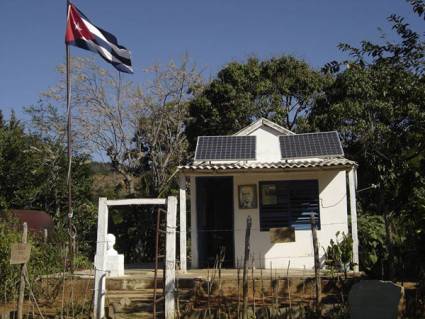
[[238, 184, 257, 209], [261, 184, 277, 205]]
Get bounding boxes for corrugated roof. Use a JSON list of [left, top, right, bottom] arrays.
[[179, 158, 356, 173]]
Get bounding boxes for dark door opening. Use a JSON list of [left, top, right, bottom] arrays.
[[196, 176, 234, 268]]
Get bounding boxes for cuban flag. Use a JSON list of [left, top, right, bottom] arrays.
[[65, 2, 133, 74]]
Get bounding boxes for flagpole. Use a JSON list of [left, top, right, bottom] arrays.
[[66, 1, 74, 274]]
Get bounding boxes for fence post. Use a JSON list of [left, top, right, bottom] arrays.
[[94, 197, 108, 319], [17, 222, 28, 319], [242, 216, 252, 319], [310, 214, 321, 310], [165, 196, 177, 319]]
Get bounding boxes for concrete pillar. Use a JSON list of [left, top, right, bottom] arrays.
[[165, 196, 177, 319], [348, 168, 359, 272], [190, 176, 198, 268], [179, 175, 187, 272], [94, 197, 108, 319]]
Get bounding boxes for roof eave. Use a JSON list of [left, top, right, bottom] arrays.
[[178, 160, 358, 176], [179, 165, 355, 176]]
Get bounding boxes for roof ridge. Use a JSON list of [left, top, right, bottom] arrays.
[[234, 118, 295, 136]]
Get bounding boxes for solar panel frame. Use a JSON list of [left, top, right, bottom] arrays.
[[194, 135, 256, 161], [279, 131, 344, 159]]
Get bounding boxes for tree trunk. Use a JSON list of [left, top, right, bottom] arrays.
[[383, 212, 395, 280], [380, 189, 395, 280], [124, 175, 135, 196]]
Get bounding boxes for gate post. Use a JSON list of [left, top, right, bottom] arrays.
[[94, 197, 108, 319], [179, 175, 187, 272], [165, 196, 177, 319]]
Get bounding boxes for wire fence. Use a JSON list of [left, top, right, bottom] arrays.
[[194, 221, 347, 233]]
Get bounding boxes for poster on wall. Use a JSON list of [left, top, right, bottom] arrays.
[[261, 184, 277, 205], [269, 227, 295, 243], [238, 184, 257, 209]]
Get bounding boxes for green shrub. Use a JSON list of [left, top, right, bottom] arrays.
[[0, 212, 21, 303], [357, 214, 387, 277], [324, 231, 353, 278], [0, 212, 87, 304]]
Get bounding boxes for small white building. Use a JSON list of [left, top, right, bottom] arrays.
[[178, 118, 359, 270]]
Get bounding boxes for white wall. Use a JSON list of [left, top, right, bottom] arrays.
[[249, 126, 282, 162], [232, 169, 348, 269]]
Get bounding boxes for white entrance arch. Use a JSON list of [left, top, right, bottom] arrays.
[[93, 196, 177, 319]]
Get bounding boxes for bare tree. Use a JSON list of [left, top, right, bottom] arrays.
[[137, 57, 202, 195], [27, 56, 202, 196]]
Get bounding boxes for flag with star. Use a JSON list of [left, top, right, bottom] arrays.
[[65, 2, 133, 73]]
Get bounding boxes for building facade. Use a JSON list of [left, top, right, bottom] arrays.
[[178, 118, 359, 270]]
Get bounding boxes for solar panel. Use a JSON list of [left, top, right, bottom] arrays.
[[195, 136, 256, 161], [279, 131, 343, 159]]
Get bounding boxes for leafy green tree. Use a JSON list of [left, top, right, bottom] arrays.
[[310, 0, 425, 279], [0, 116, 44, 209], [0, 115, 96, 255], [186, 55, 330, 148], [0, 110, 4, 128], [187, 56, 330, 148]]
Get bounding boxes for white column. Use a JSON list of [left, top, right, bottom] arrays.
[[190, 176, 199, 268], [179, 175, 187, 272], [165, 196, 177, 319], [93, 197, 108, 319], [348, 168, 359, 272]]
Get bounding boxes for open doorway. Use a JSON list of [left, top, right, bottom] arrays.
[[196, 176, 234, 268]]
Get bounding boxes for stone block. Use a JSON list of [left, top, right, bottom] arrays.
[[348, 280, 403, 319], [106, 254, 125, 277]]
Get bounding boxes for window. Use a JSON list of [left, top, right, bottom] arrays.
[[259, 180, 320, 231]]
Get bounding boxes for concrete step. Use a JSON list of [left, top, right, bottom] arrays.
[[113, 313, 154, 319], [113, 313, 163, 319], [107, 288, 192, 301], [108, 288, 163, 295], [107, 294, 161, 302], [106, 277, 197, 291], [108, 300, 165, 316]]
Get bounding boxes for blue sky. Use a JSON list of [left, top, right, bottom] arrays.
[[0, 0, 421, 120]]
